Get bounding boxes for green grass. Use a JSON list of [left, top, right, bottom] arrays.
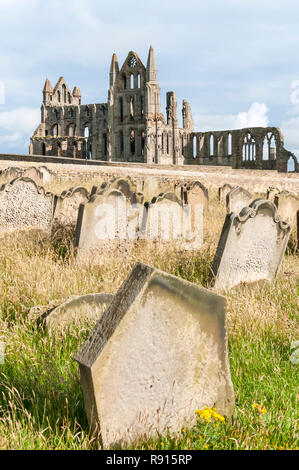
[[0, 191, 298, 450]]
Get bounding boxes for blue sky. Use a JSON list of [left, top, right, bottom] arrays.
[[0, 0, 299, 157]]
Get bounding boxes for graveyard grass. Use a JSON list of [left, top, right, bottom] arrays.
[[0, 188, 298, 451]]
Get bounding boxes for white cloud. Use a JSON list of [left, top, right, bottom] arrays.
[[0, 107, 39, 148], [281, 116, 299, 157], [235, 102, 269, 128], [194, 102, 269, 132]]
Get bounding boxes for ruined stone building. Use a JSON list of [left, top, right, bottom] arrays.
[[30, 46, 298, 173]]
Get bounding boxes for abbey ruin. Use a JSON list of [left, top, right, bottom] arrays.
[[30, 47, 298, 173]]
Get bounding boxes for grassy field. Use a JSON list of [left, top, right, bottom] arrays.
[[0, 188, 298, 450]]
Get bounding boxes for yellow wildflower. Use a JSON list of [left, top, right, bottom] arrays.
[[195, 407, 225, 423], [253, 403, 267, 414]]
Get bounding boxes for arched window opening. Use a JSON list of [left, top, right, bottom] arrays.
[[119, 97, 123, 121], [123, 75, 127, 89], [54, 109, 59, 119], [137, 74, 141, 88], [68, 125, 74, 137], [62, 85, 66, 103], [167, 134, 170, 155], [130, 74, 134, 89], [242, 133, 256, 161], [228, 133, 232, 155], [193, 135, 197, 159], [103, 134, 107, 156], [68, 92, 72, 104], [130, 97, 135, 120], [57, 90, 61, 103], [52, 124, 58, 137], [263, 132, 276, 161], [42, 143, 46, 156], [210, 134, 214, 156], [119, 131, 124, 153], [69, 108, 74, 118], [57, 142, 61, 157], [130, 130, 135, 154], [181, 135, 184, 156], [84, 126, 89, 138], [287, 157, 295, 172]]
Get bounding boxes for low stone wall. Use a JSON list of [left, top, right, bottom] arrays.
[[1, 154, 299, 194]]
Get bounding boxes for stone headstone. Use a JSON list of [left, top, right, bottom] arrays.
[[0, 166, 23, 182], [218, 184, 234, 202], [212, 199, 291, 290], [226, 187, 252, 213], [37, 293, 114, 330], [274, 191, 299, 248], [144, 192, 203, 250], [23, 167, 44, 186], [0, 177, 54, 234], [75, 188, 145, 261], [75, 263, 235, 448], [184, 181, 209, 210], [53, 186, 89, 230], [39, 166, 53, 184], [266, 186, 280, 201]]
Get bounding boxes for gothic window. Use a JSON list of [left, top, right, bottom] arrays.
[[62, 85, 66, 103], [263, 132, 276, 161], [84, 125, 89, 138], [227, 133, 232, 155], [287, 156, 295, 172], [42, 143, 46, 156], [67, 125, 74, 137], [69, 108, 74, 118], [54, 109, 59, 119], [193, 136, 197, 159], [210, 135, 214, 156], [128, 55, 137, 68], [130, 74, 134, 89], [52, 124, 58, 137], [57, 142, 61, 157], [57, 90, 61, 103], [130, 130, 135, 154], [137, 73, 141, 88], [130, 97, 135, 120], [242, 133, 256, 161], [103, 133, 107, 156]]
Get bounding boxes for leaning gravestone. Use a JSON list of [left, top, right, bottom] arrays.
[[226, 186, 252, 213], [75, 188, 144, 261], [36, 293, 114, 330], [212, 199, 290, 290], [75, 262, 235, 448], [53, 186, 89, 230], [218, 184, 234, 202], [0, 177, 54, 234], [274, 191, 299, 248], [0, 166, 23, 182]]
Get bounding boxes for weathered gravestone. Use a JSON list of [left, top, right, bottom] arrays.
[[145, 192, 203, 250], [23, 167, 44, 186], [226, 187, 252, 214], [0, 166, 23, 182], [38, 166, 53, 184], [75, 188, 145, 261], [267, 186, 280, 202], [75, 263, 235, 448], [53, 186, 89, 230], [0, 177, 54, 234], [274, 191, 299, 248], [36, 293, 114, 330], [212, 199, 290, 290], [184, 181, 209, 210], [218, 184, 234, 202]]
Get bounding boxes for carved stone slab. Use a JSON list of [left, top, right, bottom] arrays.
[[75, 263, 234, 448], [226, 186, 252, 213], [212, 199, 291, 290]]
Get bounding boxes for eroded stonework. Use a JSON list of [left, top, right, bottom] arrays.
[[30, 47, 299, 173], [0, 177, 54, 234]]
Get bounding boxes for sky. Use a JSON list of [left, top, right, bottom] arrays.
[[0, 0, 299, 158]]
